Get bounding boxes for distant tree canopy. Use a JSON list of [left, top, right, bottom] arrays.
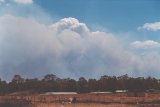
[[0, 74, 160, 95]]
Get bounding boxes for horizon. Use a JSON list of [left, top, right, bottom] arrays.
[[1, 0, 160, 81], [2, 73, 160, 82]]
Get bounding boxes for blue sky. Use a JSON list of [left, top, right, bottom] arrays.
[[1, 0, 160, 80], [1, 0, 160, 38], [34, 0, 160, 31]]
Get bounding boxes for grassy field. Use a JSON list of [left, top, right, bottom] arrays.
[[1, 93, 160, 107], [36, 103, 137, 107], [1, 102, 160, 107]]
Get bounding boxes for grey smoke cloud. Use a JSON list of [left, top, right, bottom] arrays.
[[0, 15, 160, 81]]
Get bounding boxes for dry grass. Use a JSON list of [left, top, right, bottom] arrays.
[[1, 93, 160, 107], [36, 103, 137, 107]]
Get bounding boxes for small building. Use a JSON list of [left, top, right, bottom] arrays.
[[90, 92, 112, 94], [115, 90, 128, 93], [146, 89, 160, 93], [90, 92, 113, 96], [40, 92, 77, 95]]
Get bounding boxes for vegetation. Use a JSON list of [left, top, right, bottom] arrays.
[[0, 74, 160, 95], [0, 100, 35, 107]]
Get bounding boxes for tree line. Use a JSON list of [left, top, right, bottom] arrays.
[[0, 74, 160, 95]]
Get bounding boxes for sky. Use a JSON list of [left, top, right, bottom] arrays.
[[1, 0, 160, 81]]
